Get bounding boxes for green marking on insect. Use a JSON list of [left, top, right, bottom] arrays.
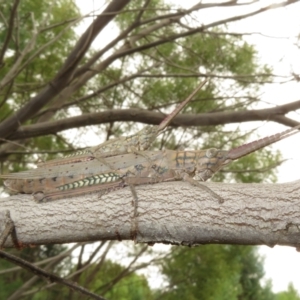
[[58, 172, 122, 191]]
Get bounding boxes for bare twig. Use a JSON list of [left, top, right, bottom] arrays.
[[0, 12, 38, 90], [0, 0, 20, 68], [0, 250, 107, 300], [98, 245, 148, 294], [0, 242, 83, 274], [21, 242, 109, 297]]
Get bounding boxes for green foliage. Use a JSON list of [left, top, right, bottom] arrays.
[[223, 150, 281, 184], [0, 0, 279, 185], [91, 260, 153, 300], [0, 0, 295, 298], [276, 284, 300, 300], [1, 243, 297, 300], [0, 256, 24, 300], [0, 0, 79, 173], [115, 0, 172, 36], [81, 0, 277, 184], [0, 244, 69, 300], [0, 0, 79, 86], [37, 258, 154, 300], [155, 245, 274, 300]]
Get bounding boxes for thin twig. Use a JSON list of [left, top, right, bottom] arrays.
[[0, 250, 107, 300]]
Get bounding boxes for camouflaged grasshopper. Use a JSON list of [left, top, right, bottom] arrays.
[[2, 123, 300, 203], [37, 80, 208, 168]]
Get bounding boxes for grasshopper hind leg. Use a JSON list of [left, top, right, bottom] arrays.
[[34, 175, 126, 203]]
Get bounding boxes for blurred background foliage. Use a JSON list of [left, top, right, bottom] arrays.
[[0, 0, 298, 299]]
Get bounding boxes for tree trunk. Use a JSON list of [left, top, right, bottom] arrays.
[[1, 180, 300, 248]]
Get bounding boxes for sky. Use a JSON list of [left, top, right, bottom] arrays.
[[226, 2, 300, 293], [74, 0, 300, 294]]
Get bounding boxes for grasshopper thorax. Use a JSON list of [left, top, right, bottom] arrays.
[[194, 148, 231, 181], [137, 125, 159, 151]]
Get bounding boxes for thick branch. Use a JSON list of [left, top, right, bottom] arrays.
[[7, 100, 300, 140], [2, 0, 299, 141], [0, 0, 20, 67], [0, 0, 131, 139], [1, 180, 300, 248], [47, 0, 300, 113]]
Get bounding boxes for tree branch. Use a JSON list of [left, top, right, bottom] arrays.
[[1, 180, 300, 248], [0, 0, 20, 68], [47, 0, 300, 115], [0, 0, 131, 139], [6, 99, 300, 141], [0, 250, 107, 300]]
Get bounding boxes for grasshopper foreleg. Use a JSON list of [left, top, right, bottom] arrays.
[[176, 171, 224, 204]]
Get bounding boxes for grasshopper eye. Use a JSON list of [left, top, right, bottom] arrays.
[[206, 148, 218, 158]]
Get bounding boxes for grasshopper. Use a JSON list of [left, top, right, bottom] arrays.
[[37, 80, 208, 168], [2, 124, 300, 203]]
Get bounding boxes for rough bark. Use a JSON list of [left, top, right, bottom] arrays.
[[1, 180, 300, 249]]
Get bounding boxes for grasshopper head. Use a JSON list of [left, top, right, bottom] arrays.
[[194, 148, 231, 181]]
